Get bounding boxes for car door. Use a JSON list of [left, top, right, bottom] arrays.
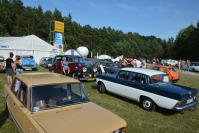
[[109, 70, 129, 96], [8, 79, 38, 132], [125, 72, 147, 101]]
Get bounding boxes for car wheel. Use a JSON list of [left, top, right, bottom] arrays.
[[141, 97, 156, 111], [98, 82, 106, 93], [72, 73, 79, 80], [192, 68, 195, 72]]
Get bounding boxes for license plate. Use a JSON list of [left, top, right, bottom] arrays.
[[88, 78, 95, 81], [187, 98, 193, 104], [25, 68, 32, 70]]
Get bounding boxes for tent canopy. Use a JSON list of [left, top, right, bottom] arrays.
[[0, 35, 59, 63], [97, 55, 112, 60]]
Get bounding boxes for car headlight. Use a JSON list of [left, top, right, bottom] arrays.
[[83, 67, 87, 72], [93, 67, 97, 72], [113, 127, 126, 133]]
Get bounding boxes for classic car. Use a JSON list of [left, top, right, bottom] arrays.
[[95, 68, 198, 111], [21, 55, 37, 70], [92, 60, 119, 74], [3, 72, 127, 133], [161, 59, 178, 67], [50, 55, 96, 81], [39, 57, 53, 68], [189, 62, 199, 72], [0, 55, 6, 72], [152, 65, 180, 82]]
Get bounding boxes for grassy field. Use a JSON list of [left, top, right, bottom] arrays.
[[0, 66, 199, 133]]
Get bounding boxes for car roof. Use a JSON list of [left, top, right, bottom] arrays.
[[121, 67, 165, 76], [14, 72, 80, 88]]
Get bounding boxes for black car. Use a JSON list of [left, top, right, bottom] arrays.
[[92, 60, 120, 75], [39, 57, 53, 68]]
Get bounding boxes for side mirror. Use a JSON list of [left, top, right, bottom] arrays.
[[87, 93, 91, 97]]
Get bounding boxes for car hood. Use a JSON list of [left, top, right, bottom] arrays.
[[32, 102, 126, 133], [169, 71, 179, 77]]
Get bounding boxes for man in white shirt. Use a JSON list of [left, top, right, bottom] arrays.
[[135, 59, 142, 68]]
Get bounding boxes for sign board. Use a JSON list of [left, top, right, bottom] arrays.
[[54, 21, 64, 33]]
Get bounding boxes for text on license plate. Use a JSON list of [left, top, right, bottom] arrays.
[[187, 98, 193, 104], [25, 68, 32, 70]]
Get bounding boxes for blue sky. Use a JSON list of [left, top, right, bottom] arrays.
[[22, 0, 199, 40]]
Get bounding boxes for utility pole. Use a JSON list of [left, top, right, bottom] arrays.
[[49, 20, 54, 46]]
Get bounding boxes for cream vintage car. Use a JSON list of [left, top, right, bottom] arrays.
[[3, 72, 126, 133]]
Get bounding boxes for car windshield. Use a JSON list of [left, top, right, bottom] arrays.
[[106, 62, 118, 68], [168, 68, 176, 72], [30, 82, 89, 112], [22, 55, 33, 59], [149, 74, 169, 84], [0, 57, 4, 61]]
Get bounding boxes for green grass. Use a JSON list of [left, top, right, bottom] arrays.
[[0, 66, 199, 133]]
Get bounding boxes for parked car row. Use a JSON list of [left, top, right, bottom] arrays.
[[2, 59, 199, 133]]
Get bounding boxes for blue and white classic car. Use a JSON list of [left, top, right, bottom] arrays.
[[21, 55, 37, 70], [95, 68, 198, 111]]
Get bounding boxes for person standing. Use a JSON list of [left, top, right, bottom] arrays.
[[15, 55, 23, 74], [5, 52, 15, 84]]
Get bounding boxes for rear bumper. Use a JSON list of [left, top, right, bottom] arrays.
[[173, 100, 198, 111]]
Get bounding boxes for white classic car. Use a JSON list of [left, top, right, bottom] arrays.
[[95, 68, 198, 111]]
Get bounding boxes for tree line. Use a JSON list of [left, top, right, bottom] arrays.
[[0, 0, 199, 61]]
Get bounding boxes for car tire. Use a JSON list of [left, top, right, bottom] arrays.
[[72, 73, 79, 80], [192, 68, 195, 72], [141, 97, 156, 111], [99, 82, 106, 93]]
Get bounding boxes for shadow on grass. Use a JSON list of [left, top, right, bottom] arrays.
[[0, 107, 9, 128]]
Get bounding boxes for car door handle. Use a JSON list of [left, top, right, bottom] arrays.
[[13, 103, 16, 108]]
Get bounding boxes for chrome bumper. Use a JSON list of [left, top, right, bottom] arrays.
[[173, 100, 198, 111]]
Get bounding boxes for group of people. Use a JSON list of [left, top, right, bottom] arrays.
[[5, 52, 23, 85], [120, 57, 147, 68], [178, 59, 191, 71]]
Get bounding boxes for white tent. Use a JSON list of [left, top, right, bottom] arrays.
[[0, 35, 59, 63], [97, 55, 112, 60], [64, 49, 81, 56]]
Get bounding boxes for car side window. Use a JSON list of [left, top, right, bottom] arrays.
[[130, 72, 146, 84], [117, 71, 129, 80], [11, 79, 28, 108], [12, 78, 21, 96], [18, 83, 28, 108]]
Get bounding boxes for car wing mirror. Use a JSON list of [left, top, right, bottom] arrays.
[[87, 93, 91, 97]]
